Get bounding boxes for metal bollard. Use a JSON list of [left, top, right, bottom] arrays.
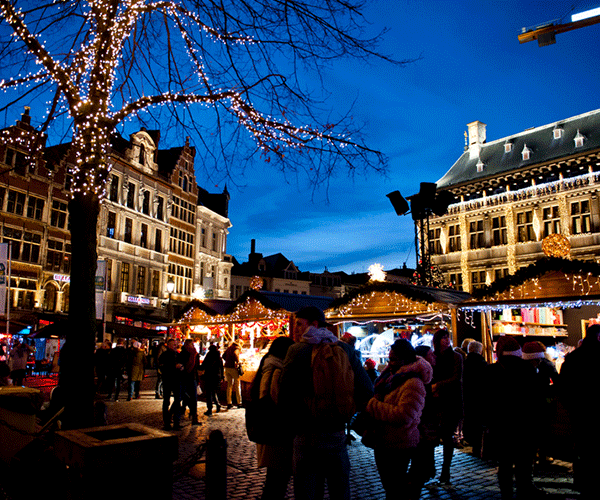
[[205, 429, 227, 500]]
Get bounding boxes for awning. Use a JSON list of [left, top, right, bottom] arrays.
[[104, 322, 165, 339]]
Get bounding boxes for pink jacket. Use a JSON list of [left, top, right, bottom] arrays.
[[366, 356, 433, 449]]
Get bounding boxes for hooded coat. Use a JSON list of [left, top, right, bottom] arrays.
[[365, 356, 433, 449]]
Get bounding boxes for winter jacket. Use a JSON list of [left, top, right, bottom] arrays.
[[365, 356, 433, 449], [223, 343, 241, 369]]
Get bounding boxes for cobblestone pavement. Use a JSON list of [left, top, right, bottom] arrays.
[[98, 372, 580, 500]]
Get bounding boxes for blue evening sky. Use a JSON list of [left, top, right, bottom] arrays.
[[227, 0, 600, 274], [2, 1, 600, 275]]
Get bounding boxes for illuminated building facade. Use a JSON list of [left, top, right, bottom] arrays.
[[428, 109, 600, 293], [0, 108, 232, 332]]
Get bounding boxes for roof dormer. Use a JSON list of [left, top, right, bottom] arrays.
[[504, 141, 513, 153], [553, 125, 563, 140], [476, 158, 485, 172], [574, 129, 585, 148], [522, 144, 531, 161]]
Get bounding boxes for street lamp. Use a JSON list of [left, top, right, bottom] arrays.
[[166, 279, 175, 323]]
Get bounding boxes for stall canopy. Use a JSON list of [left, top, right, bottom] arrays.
[[325, 281, 471, 324], [464, 257, 600, 309]]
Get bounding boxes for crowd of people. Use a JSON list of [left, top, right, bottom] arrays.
[[243, 308, 596, 500]]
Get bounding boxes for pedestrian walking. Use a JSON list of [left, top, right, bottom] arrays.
[[127, 340, 147, 400], [201, 343, 224, 415], [106, 338, 128, 401], [159, 338, 182, 430], [462, 340, 488, 458], [7, 339, 34, 386], [178, 338, 200, 424], [279, 306, 373, 500], [364, 339, 432, 500], [223, 340, 243, 408], [431, 329, 463, 484], [94, 339, 112, 393], [247, 336, 295, 500]]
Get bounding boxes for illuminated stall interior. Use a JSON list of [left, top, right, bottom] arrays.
[[462, 257, 600, 370], [325, 282, 471, 366]]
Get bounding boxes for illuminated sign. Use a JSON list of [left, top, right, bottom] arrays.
[[127, 295, 151, 305], [54, 274, 70, 282]]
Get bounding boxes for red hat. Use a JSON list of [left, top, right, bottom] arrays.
[[522, 341, 546, 360], [364, 358, 376, 370], [495, 336, 522, 357]]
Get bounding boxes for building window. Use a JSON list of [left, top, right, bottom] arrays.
[[574, 130, 585, 148], [494, 268, 509, 282], [151, 270, 160, 297], [155, 229, 162, 252], [45, 240, 70, 273], [50, 200, 68, 229], [156, 197, 164, 220], [142, 191, 150, 215], [138, 144, 146, 165], [201, 227, 206, 247], [124, 217, 132, 244], [5, 148, 28, 176], [120, 263, 130, 293], [106, 259, 113, 292], [140, 223, 148, 248], [516, 211, 535, 242], [136, 266, 146, 295], [543, 206, 561, 236], [492, 216, 507, 245], [571, 200, 591, 234], [126, 182, 135, 209], [6, 190, 26, 216], [109, 175, 119, 202], [522, 144, 531, 161], [471, 270, 487, 289], [469, 220, 484, 249], [26, 196, 44, 221], [212, 232, 217, 251], [107, 211, 116, 238], [448, 224, 461, 252], [553, 127, 563, 139], [504, 142, 512, 153], [429, 228, 442, 254], [21, 231, 41, 263]]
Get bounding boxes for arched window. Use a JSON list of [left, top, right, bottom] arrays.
[[138, 144, 146, 165], [44, 283, 57, 312]]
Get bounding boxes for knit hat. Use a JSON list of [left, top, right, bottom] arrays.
[[495, 336, 522, 357], [341, 332, 357, 346], [364, 358, 376, 370], [522, 341, 546, 360]]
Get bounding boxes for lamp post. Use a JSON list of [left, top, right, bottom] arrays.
[[166, 279, 175, 326]]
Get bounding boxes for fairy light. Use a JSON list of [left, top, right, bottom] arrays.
[[1, 0, 362, 203], [368, 263, 386, 282]]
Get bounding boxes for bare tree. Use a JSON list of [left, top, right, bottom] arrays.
[[0, 0, 407, 427]]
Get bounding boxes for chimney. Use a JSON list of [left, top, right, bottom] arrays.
[[467, 121, 486, 160], [251, 239, 256, 255]]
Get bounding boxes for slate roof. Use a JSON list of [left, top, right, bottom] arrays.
[[436, 109, 600, 190]]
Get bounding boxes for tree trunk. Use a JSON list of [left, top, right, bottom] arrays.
[[62, 191, 100, 429]]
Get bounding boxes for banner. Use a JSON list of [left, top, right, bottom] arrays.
[[0, 243, 8, 316], [95, 260, 107, 320]]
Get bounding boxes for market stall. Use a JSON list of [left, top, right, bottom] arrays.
[[461, 256, 600, 368], [325, 281, 471, 366]]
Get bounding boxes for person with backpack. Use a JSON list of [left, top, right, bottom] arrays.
[[279, 306, 373, 500]]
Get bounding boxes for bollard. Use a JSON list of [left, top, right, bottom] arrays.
[[205, 429, 227, 500]]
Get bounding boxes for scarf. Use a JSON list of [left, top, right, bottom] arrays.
[[301, 326, 338, 344]]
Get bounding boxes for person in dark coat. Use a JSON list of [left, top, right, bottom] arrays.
[[559, 324, 600, 500], [248, 336, 295, 500], [364, 358, 379, 383], [486, 335, 546, 500], [178, 338, 200, 424], [106, 338, 127, 401], [462, 340, 488, 458], [159, 338, 182, 430], [201, 343, 224, 415], [431, 329, 463, 483], [94, 339, 112, 393]]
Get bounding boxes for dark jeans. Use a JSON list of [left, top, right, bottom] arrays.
[[204, 380, 221, 412], [374, 447, 413, 500], [181, 378, 198, 421], [128, 380, 141, 399], [261, 467, 291, 500], [106, 372, 123, 399], [292, 431, 350, 500], [162, 379, 181, 427]]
